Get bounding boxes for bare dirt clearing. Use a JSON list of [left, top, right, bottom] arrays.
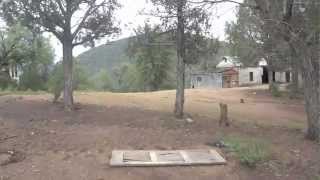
[[0, 86, 319, 180]]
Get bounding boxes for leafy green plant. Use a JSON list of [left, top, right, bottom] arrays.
[[127, 23, 173, 91], [48, 62, 91, 102], [270, 83, 282, 97], [91, 69, 113, 91], [223, 136, 271, 168]]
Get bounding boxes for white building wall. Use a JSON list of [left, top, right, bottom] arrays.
[[239, 67, 263, 86], [9, 65, 22, 83], [274, 72, 288, 83], [191, 73, 223, 89]]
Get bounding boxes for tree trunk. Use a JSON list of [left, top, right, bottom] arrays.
[[291, 61, 300, 96], [174, 0, 186, 118], [289, 45, 300, 98], [219, 103, 229, 127], [268, 68, 274, 89], [62, 40, 74, 111], [301, 42, 320, 141]]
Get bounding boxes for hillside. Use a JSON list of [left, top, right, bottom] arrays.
[[77, 37, 231, 76], [77, 38, 131, 75]]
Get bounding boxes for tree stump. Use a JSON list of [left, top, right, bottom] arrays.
[[219, 103, 229, 127]]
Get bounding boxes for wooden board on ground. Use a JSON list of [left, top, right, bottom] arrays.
[[110, 149, 226, 167]]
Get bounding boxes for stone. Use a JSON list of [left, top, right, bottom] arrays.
[[0, 153, 11, 166], [186, 118, 194, 123]]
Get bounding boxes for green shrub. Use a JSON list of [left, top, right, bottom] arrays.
[[270, 83, 282, 97], [19, 67, 47, 91], [0, 72, 16, 90], [47, 63, 64, 101], [91, 69, 113, 91], [47, 62, 92, 101], [223, 136, 271, 168], [4, 82, 18, 91]]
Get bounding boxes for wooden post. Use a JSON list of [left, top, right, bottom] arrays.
[[219, 103, 229, 127]]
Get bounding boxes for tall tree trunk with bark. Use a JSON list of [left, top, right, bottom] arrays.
[[267, 57, 274, 90], [290, 50, 300, 97], [268, 68, 274, 87], [174, 0, 186, 118], [302, 43, 320, 141], [286, 43, 300, 98], [62, 38, 74, 111]]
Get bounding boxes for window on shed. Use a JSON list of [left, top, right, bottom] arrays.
[[197, 77, 202, 82], [249, 72, 254, 82]]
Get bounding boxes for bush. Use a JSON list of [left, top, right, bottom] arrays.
[[270, 83, 282, 97], [92, 70, 113, 91], [47, 62, 92, 101], [0, 72, 16, 90], [19, 67, 47, 91], [223, 136, 271, 168]]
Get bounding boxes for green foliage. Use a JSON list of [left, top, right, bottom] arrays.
[[2, 0, 121, 48], [0, 71, 14, 89], [47, 63, 64, 100], [19, 66, 46, 91], [112, 63, 140, 92], [19, 36, 54, 91], [0, 23, 54, 91], [270, 83, 282, 97], [77, 34, 229, 92], [48, 62, 91, 101], [0, 24, 33, 89], [128, 23, 173, 91], [92, 69, 113, 91], [78, 38, 131, 74], [73, 64, 91, 90], [223, 136, 271, 168], [225, 2, 263, 66], [0, 24, 33, 63]]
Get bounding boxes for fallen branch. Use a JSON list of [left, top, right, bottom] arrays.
[[0, 135, 18, 143]]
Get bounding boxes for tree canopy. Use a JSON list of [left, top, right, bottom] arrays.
[[1, 0, 121, 109], [127, 23, 173, 91]]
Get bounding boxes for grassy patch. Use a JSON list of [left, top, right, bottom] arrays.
[[223, 136, 272, 168]]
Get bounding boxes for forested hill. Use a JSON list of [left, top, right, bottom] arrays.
[[77, 37, 230, 75], [77, 37, 131, 75]]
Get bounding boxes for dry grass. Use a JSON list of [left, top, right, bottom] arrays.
[[74, 86, 306, 130]]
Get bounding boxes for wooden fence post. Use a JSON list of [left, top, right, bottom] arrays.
[[219, 103, 229, 127]]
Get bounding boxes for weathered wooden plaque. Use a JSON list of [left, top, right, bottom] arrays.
[[110, 149, 226, 167]]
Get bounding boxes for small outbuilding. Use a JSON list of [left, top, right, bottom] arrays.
[[191, 71, 223, 89], [190, 57, 293, 89], [239, 67, 263, 86], [190, 68, 239, 89], [222, 68, 239, 88]]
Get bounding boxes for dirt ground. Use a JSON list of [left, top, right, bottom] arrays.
[[0, 86, 319, 180]]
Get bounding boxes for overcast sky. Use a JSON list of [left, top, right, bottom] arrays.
[[13, 0, 241, 61]]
